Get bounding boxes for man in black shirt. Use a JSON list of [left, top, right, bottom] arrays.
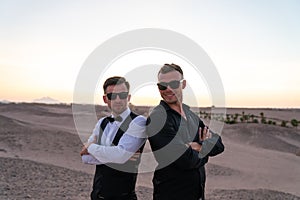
[[147, 63, 224, 200]]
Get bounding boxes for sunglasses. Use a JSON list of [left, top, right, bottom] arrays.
[[157, 79, 184, 90], [106, 92, 129, 100]]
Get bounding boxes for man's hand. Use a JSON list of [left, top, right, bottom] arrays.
[[129, 150, 141, 161], [80, 145, 89, 156], [80, 135, 97, 156], [188, 142, 202, 152], [199, 126, 211, 142]]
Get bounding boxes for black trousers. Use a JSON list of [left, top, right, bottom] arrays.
[[91, 191, 137, 200]]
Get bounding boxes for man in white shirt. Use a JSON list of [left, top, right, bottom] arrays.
[[80, 76, 146, 200]]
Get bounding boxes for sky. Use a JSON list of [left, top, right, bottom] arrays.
[[0, 0, 300, 108]]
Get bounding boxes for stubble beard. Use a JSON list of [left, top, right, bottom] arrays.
[[162, 93, 182, 105], [111, 103, 126, 115]]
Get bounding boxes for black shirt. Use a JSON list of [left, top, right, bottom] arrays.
[[147, 100, 207, 200]]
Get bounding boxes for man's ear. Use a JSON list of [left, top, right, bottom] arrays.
[[103, 95, 108, 104], [127, 94, 131, 102], [182, 79, 186, 89]]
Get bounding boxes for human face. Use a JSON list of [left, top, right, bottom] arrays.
[[157, 70, 186, 105], [103, 83, 131, 115]]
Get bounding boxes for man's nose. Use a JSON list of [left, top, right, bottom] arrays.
[[114, 95, 122, 101], [166, 85, 173, 91]]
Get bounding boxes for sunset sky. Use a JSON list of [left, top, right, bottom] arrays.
[[1, 0, 300, 108]]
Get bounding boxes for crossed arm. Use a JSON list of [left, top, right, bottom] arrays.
[[80, 116, 146, 165]]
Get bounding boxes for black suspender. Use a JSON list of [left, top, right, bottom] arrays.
[[98, 112, 138, 146], [97, 118, 109, 145]]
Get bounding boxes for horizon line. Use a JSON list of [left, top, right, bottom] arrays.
[[1, 100, 299, 110]]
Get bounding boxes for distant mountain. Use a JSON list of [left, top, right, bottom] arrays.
[[33, 97, 61, 104], [0, 99, 11, 104]]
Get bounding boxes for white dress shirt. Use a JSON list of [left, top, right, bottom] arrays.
[[82, 108, 146, 165]]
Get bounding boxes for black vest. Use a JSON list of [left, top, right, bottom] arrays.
[[91, 112, 144, 199]]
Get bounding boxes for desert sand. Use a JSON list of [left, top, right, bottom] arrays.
[[1, 103, 300, 200]]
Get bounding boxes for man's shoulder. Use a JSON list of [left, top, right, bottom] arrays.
[[132, 114, 146, 123], [149, 102, 168, 115], [96, 117, 107, 124], [183, 104, 199, 117], [126, 111, 146, 127], [146, 105, 168, 131], [96, 116, 109, 130]]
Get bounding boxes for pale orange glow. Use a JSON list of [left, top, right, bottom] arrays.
[[1, 2, 300, 108]]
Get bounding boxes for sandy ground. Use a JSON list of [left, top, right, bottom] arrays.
[[0, 103, 300, 200]]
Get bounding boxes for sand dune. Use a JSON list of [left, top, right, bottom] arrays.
[[1, 103, 300, 199], [1, 157, 92, 200]]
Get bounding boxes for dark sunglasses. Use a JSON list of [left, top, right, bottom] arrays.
[[106, 92, 129, 100], [157, 79, 184, 90]]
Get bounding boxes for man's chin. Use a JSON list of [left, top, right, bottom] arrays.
[[163, 98, 178, 104], [112, 107, 125, 115]]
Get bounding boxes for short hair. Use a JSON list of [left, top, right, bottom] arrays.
[[103, 76, 130, 94], [158, 63, 184, 78]]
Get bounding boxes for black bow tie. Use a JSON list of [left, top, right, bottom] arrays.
[[106, 116, 123, 123]]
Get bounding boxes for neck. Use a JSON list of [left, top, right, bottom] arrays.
[[112, 110, 123, 117], [168, 102, 186, 119], [111, 107, 129, 117]]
